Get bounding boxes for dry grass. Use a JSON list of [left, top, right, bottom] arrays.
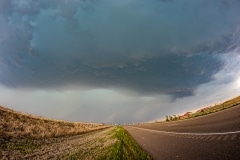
[[0, 106, 150, 160], [0, 105, 109, 140]]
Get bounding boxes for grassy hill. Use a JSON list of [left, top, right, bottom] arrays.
[[0, 106, 151, 159], [0, 105, 109, 156], [0, 106, 108, 140], [165, 95, 240, 122]]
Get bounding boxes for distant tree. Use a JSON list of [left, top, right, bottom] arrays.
[[173, 115, 177, 121], [176, 115, 180, 120], [166, 116, 169, 122]]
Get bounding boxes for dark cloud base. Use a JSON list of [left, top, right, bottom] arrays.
[[0, 0, 239, 98], [0, 53, 222, 97]]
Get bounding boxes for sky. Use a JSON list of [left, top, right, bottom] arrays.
[[1, 0, 240, 124]]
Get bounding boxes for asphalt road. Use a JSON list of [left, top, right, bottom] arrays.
[[124, 105, 240, 160]]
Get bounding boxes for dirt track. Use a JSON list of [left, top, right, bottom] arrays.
[[1, 127, 115, 160]]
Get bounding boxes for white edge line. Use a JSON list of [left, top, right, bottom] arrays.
[[129, 126, 240, 136]]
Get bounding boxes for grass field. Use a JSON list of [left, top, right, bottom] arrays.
[[99, 126, 151, 160]]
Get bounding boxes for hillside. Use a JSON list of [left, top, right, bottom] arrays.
[[0, 105, 108, 139], [0, 105, 110, 158], [0, 106, 151, 159], [165, 95, 240, 122]]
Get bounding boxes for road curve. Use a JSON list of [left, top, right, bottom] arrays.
[[124, 105, 240, 160]]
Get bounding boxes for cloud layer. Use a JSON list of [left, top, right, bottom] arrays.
[[1, 0, 240, 95]]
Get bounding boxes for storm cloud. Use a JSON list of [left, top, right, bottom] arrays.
[[0, 0, 240, 123]]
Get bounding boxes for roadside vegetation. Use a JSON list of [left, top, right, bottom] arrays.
[[0, 105, 109, 157], [0, 106, 150, 159], [99, 126, 152, 160], [0, 105, 108, 139], [165, 96, 240, 122]]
